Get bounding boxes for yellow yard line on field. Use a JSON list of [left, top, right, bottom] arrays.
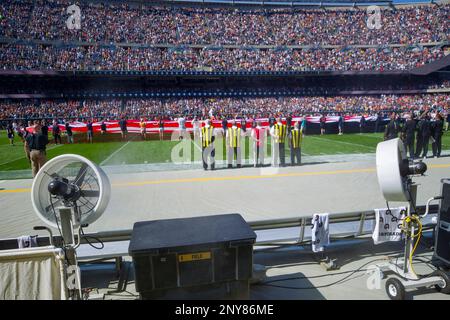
[[1, 163, 450, 193]]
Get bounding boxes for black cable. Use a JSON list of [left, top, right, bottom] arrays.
[[106, 291, 139, 298], [257, 253, 440, 290], [80, 227, 104, 250], [407, 188, 418, 214], [262, 268, 369, 285], [256, 258, 387, 290], [50, 198, 65, 246]]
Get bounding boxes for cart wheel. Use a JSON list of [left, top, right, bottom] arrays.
[[433, 270, 450, 294], [386, 278, 405, 300]]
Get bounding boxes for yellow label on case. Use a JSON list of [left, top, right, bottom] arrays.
[[178, 252, 211, 262]]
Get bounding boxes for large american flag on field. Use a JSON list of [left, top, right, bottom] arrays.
[[26, 115, 388, 134]]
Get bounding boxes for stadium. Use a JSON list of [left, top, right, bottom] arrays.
[[0, 0, 449, 304]]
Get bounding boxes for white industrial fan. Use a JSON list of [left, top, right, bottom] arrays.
[[31, 154, 111, 299], [375, 138, 449, 299]]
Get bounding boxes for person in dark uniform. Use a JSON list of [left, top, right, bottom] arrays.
[[359, 115, 366, 134], [395, 113, 403, 130], [241, 118, 247, 134], [338, 114, 344, 135], [432, 113, 444, 158], [221, 117, 228, 137], [100, 120, 107, 135], [286, 113, 293, 133], [420, 113, 431, 159], [6, 122, 14, 145], [65, 120, 74, 144], [374, 112, 380, 133], [158, 117, 164, 141], [221, 117, 228, 152], [86, 119, 94, 143], [402, 113, 416, 159], [268, 114, 276, 128], [41, 120, 48, 138], [52, 120, 61, 144], [26, 121, 48, 177], [384, 112, 399, 141], [319, 114, 326, 135], [415, 114, 424, 158], [119, 117, 127, 140]]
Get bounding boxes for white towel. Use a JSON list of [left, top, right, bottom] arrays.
[[17, 235, 38, 249], [311, 213, 330, 253], [372, 207, 406, 245]]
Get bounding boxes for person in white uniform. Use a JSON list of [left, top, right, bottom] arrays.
[[192, 116, 200, 143]]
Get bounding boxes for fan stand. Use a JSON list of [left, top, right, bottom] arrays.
[[58, 207, 83, 300], [374, 183, 446, 299]]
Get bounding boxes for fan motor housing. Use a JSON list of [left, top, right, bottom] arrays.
[[48, 178, 80, 202]]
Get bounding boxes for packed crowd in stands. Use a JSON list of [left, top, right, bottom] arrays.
[[1, 1, 448, 45], [0, 44, 445, 71], [1, 94, 448, 121], [1, 1, 448, 72]]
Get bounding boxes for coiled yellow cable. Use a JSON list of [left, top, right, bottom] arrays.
[[401, 215, 423, 277]]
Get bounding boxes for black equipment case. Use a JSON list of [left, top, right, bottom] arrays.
[[435, 179, 450, 265], [128, 214, 257, 299]]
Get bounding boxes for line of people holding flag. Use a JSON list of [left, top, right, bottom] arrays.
[[197, 117, 303, 170]]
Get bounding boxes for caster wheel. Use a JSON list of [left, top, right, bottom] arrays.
[[386, 278, 405, 300], [432, 270, 450, 294]]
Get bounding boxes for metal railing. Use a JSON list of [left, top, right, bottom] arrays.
[[0, 204, 438, 250]]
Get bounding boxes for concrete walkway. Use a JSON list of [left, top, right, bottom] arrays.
[[1, 155, 449, 239]]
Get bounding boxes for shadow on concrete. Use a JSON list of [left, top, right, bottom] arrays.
[[251, 272, 326, 299]]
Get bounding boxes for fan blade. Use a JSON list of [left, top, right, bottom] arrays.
[[74, 163, 89, 187], [80, 190, 100, 198], [45, 199, 63, 212], [43, 171, 59, 179]]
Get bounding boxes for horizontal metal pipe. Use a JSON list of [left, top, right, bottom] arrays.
[[0, 205, 438, 249], [81, 205, 436, 243]]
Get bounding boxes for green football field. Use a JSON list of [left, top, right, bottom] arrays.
[[1, 130, 450, 173]]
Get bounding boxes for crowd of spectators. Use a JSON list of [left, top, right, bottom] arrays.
[[1, 1, 448, 46], [0, 44, 445, 71], [1, 94, 448, 121], [1, 1, 448, 72]]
